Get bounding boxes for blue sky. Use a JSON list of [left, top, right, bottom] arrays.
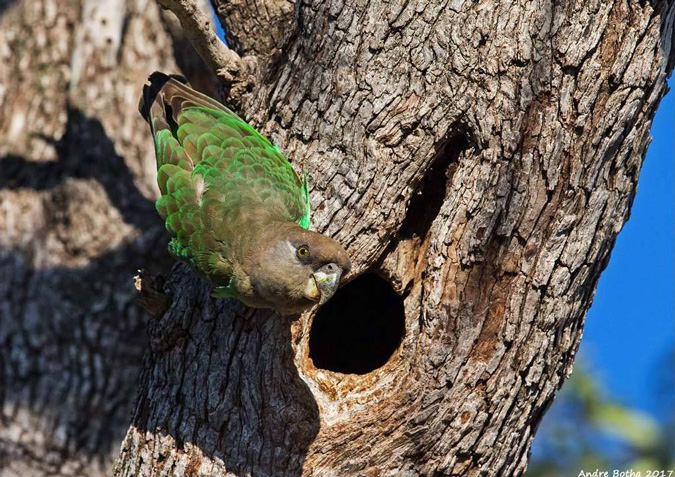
[[210, 3, 226, 41], [581, 75, 674, 418]]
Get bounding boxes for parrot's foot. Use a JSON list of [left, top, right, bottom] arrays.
[[134, 269, 172, 318]]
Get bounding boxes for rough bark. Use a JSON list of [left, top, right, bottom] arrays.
[[156, 0, 258, 104], [212, 0, 294, 58], [113, 0, 675, 475], [0, 1, 214, 475], [1, 0, 671, 475]]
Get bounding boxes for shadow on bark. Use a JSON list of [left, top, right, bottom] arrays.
[[1, 108, 321, 475], [0, 107, 156, 231], [0, 108, 169, 471], [0, 0, 17, 17], [160, 11, 221, 100], [120, 263, 321, 476]]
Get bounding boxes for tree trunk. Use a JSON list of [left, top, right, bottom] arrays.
[[2, 0, 670, 475], [113, 0, 675, 475], [0, 1, 215, 475]]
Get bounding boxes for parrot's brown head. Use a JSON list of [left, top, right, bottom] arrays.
[[248, 222, 351, 314]]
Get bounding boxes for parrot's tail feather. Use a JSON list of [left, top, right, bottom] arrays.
[[139, 71, 241, 132], [138, 72, 190, 123]]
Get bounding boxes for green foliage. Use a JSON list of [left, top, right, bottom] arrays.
[[526, 360, 674, 477]]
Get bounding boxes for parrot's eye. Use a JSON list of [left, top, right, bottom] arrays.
[[296, 245, 310, 259]]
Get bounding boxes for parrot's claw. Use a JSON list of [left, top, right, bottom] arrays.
[[134, 269, 171, 319]]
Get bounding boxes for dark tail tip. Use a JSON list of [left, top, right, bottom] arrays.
[[138, 72, 190, 122]]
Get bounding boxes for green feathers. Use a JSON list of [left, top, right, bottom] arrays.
[[153, 105, 311, 235], [142, 73, 311, 290], [141, 73, 350, 313], [298, 174, 311, 230]]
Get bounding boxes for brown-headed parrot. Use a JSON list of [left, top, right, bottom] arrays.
[[139, 72, 350, 313]]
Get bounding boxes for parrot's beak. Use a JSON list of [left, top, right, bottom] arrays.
[[306, 263, 343, 305]]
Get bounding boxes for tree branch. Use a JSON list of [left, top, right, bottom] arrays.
[[211, 0, 294, 58], [156, 0, 257, 104]]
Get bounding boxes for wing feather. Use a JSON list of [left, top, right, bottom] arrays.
[[140, 72, 311, 288]]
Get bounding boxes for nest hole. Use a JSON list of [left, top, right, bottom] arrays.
[[309, 273, 405, 375]]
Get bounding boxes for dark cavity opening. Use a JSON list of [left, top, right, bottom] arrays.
[[399, 134, 469, 240], [309, 273, 405, 375]]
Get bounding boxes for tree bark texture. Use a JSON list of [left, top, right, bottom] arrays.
[[113, 0, 675, 476], [212, 0, 294, 59], [0, 0, 671, 475], [0, 1, 215, 475]]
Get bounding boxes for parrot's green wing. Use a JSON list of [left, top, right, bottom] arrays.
[[298, 173, 311, 230], [141, 73, 310, 289]]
